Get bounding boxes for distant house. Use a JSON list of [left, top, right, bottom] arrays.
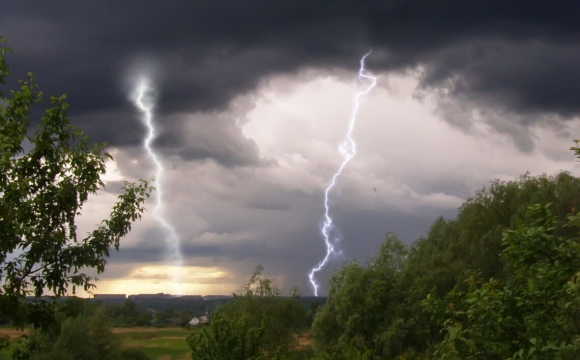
[[188, 316, 209, 326]]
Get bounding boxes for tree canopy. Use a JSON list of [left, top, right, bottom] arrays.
[[187, 265, 308, 360], [311, 171, 580, 359], [0, 36, 151, 328]]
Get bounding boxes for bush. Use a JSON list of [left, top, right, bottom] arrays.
[[120, 349, 150, 360]]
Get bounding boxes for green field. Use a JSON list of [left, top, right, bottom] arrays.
[[0, 326, 198, 360], [114, 327, 196, 360]]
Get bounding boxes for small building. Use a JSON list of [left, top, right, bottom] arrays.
[[188, 316, 209, 326]]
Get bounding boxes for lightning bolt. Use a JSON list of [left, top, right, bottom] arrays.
[[133, 78, 184, 295], [308, 51, 377, 296]]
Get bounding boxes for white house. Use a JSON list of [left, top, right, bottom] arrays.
[[188, 316, 209, 326]]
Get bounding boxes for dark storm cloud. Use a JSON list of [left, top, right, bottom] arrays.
[[2, 0, 580, 158], [105, 204, 456, 293], [112, 235, 279, 265], [153, 113, 271, 167]]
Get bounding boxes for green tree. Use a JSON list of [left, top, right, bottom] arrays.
[[309, 171, 580, 359], [186, 311, 266, 360], [13, 305, 122, 360], [187, 265, 307, 359], [428, 204, 580, 359], [397, 172, 580, 356], [0, 36, 152, 328], [220, 265, 307, 355], [312, 233, 408, 359], [118, 349, 150, 360], [87, 307, 122, 360]]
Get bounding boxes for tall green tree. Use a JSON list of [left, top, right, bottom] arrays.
[[13, 306, 123, 360], [220, 265, 307, 355], [0, 36, 152, 328], [312, 234, 408, 359], [397, 172, 580, 355], [310, 171, 580, 359], [428, 204, 580, 359], [187, 265, 307, 360], [187, 311, 266, 360]]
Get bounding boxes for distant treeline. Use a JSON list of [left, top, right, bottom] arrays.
[[91, 295, 325, 314]]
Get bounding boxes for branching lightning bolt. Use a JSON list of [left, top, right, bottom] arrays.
[[133, 78, 184, 295], [308, 51, 377, 296]]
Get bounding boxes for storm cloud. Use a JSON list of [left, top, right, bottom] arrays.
[[3, 1, 580, 295], [3, 1, 580, 155]]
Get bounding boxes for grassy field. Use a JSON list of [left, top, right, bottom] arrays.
[[114, 327, 195, 360], [0, 326, 197, 360], [0, 326, 313, 359]]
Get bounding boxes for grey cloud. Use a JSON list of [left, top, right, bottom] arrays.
[[101, 181, 126, 195], [407, 177, 474, 202], [110, 195, 457, 294], [114, 238, 274, 265], [4, 0, 580, 295], [418, 39, 580, 150], [2, 0, 580, 158], [432, 95, 537, 152], [154, 113, 271, 167]]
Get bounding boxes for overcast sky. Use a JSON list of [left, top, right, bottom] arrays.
[[3, 1, 580, 296]]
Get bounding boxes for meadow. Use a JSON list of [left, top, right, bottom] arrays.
[[0, 326, 196, 360], [114, 327, 194, 360]]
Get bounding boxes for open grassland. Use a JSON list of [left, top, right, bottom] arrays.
[[114, 327, 196, 360], [0, 326, 313, 359], [0, 326, 197, 360]]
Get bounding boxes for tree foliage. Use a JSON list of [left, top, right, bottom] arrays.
[[187, 311, 266, 360], [0, 36, 152, 328], [312, 234, 408, 359], [312, 171, 580, 359], [187, 265, 307, 360], [428, 204, 580, 359], [220, 265, 307, 354], [12, 305, 123, 360], [398, 172, 580, 354]]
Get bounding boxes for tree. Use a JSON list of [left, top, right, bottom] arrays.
[[13, 305, 123, 360], [312, 233, 408, 359], [186, 311, 266, 360], [396, 172, 580, 356], [428, 204, 580, 359], [118, 349, 150, 360], [0, 36, 152, 328], [187, 265, 307, 360], [220, 265, 307, 354], [309, 170, 580, 359]]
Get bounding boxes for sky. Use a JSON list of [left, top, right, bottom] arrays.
[[2, 1, 580, 296]]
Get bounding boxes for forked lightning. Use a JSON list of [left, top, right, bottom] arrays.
[[308, 51, 377, 296], [133, 78, 184, 295]]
